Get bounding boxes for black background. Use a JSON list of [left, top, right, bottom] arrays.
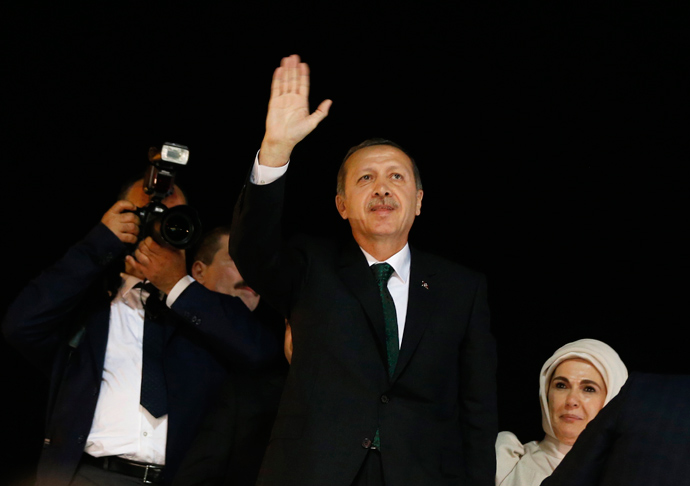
[[3, 2, 688, 484]]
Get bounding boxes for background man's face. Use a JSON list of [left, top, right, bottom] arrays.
[[196, 234, 260, 311], [336, 145, 423, 249]]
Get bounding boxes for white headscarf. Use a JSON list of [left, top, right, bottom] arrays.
[[539, 338, 628, 441]]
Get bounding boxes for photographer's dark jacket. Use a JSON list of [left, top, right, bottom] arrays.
[[2, 223, 281, 486]]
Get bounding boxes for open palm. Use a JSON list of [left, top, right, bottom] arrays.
[[260, 55, 332, 166]]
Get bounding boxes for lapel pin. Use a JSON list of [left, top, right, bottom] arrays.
[[421, 281, 429, 290]]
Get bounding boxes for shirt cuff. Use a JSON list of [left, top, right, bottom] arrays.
[[166, 275, 195, 307], [250, 149, 289, 185]]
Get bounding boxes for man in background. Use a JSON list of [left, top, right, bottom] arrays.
[[173, 227, 287, 486]]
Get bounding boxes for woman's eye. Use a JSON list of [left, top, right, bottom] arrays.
[[555, 382, 566, 389], [584, 386, 597, 393]]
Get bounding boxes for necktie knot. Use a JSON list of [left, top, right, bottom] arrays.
[[371, 263, 395, 285]]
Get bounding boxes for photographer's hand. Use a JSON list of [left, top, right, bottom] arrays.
[[101, 200, 140, 244], [126, 237, 187, 295], [259, 54, 332, 168]]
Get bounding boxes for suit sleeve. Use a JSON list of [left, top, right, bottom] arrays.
[[229, 173, 305, 317], [540, 377, 628, 486], [170, 281, 282, 367], [2, 223, 126, 374], [459, 273, 499, 485]]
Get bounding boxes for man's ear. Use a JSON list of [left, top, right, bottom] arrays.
[[191, 261, 206, 283], [335, 194, 348, 220]]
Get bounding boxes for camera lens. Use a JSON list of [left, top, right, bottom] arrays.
[[159, 206, 202, 249]]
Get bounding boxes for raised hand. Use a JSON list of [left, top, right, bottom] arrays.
[[259, 54, 332, 167], [101, 200, 140, 244]]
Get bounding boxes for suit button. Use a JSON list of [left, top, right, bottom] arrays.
[[362, 438, 372, 449], [77, 435, 86, 444], [380, 395, 389, 403]]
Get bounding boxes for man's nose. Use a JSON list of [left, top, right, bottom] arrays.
[[373, 181, 391, 196]]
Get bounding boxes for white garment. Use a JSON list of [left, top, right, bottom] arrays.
[[85, 274, 194, 464], [495, 338, 629, 486], [495, 433, 564, 486]]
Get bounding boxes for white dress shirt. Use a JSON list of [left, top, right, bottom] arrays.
[[85, 274, 194, 464]]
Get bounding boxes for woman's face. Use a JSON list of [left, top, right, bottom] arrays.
[[548, 358, 607, 446]]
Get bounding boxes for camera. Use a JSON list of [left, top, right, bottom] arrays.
[[131, 142, 202, 249]]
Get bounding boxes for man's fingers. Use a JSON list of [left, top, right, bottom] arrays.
[[118, 211, 139, 224], [121, 222, 139, 236], [310, 99, 332, 124], [298, 62, 310, 96], [271, 67, 283, 97], [133, 247, 149, 265], [272, 55, 304, 97], [125, 254, 144, 273], [109, 200, 137, 214], [288, 60, 301, 94], [137, 237, 162, 257], [120, 233, 139, 245]]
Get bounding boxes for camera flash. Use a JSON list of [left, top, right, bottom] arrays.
[[161, 143, 190, 165]]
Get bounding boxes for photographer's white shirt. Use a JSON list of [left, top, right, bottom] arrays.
[[84, 274, 193, 465]]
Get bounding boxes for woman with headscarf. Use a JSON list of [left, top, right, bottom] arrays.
[[495, 338, 628, 486]]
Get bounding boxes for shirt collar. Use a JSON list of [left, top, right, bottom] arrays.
[[119, 273, 145, 298], [360, 243, 411, 284]]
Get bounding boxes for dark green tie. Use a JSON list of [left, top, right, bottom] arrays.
[[370, 263, 398, 450], [371, 263, 399, 377]]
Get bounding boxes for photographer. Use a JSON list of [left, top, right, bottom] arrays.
[[2, 148, 282, 486]]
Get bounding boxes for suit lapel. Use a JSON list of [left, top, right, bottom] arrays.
[[337, 240, 387, 358], [391, 248, 436, 382]]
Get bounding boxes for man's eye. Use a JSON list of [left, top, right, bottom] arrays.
[[391, 173, 402, 180], [359, 175, 371, 182]]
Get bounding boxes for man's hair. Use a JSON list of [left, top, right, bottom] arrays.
[[336, 138, 423, 195], [192, 226, 231, 265], [116, 174, 190, 204]]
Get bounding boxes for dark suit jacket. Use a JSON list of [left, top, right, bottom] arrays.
[[541, 372, 690, 486], [2, 223, 281, 486], [229, 173, 498, 486], [171, 301, 288, 486]]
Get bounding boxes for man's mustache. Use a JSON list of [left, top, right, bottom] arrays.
[[367, 196, 399, 210]]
